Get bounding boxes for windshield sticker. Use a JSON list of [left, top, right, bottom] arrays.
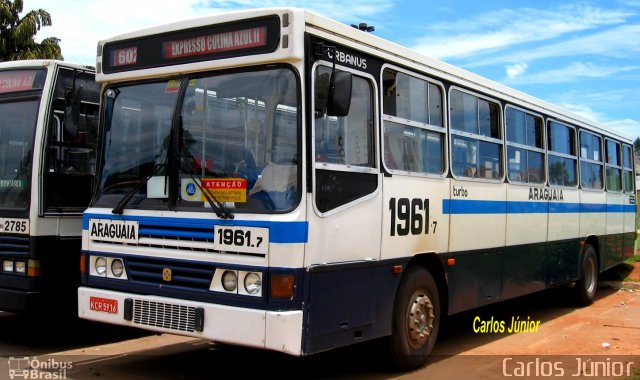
[[165, 80, 181, 94], [181, 178, 202, 202], [202, 178, 247, 203]]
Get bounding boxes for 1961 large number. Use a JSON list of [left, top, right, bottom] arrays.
[[389, 197, 436, 236]]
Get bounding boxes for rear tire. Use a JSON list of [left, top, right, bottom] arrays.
[[387, 266, 440, 371], [575, 244, 598, 306]]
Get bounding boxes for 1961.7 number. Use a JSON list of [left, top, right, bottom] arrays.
[[213, 226, 269, 254]]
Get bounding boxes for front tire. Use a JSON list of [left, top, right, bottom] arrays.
[[387, 266, 440, 370], [575, 244, 598, 306]]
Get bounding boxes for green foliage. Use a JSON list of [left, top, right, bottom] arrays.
[[0, 0, 63, 61]]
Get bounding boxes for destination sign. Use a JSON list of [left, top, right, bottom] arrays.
[[0, 70, 44, 93], [102, 15, 280, 74]]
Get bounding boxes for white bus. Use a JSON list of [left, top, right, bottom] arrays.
[[0, 60, 99, 313], [78, 8, 636, 369]]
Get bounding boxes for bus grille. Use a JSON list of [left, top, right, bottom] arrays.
[[133, 299, 198, 332], [126, 256, 215, 291], [0, 235, 29, 255]]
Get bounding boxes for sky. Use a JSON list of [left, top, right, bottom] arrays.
[[24, 0, 640, 140]]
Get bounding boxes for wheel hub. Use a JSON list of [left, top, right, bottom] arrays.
[[407, 292, 434, 349]]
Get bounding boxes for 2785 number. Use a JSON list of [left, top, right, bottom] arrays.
[[1, 219, 28, 234], [389, 198, 437, 236]]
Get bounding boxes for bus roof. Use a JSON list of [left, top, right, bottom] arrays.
[[96, 7, 631, 142], [0, 59, 94, 72]]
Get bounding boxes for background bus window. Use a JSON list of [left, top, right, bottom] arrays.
[[450, 89, 502, 180], [0, 100, 38, 209], [606, 139, 622, 192], [579, 131, 603, 190], [314, 66, 376, 213], [547, 121, 577, 187], [44, 69, 99, 212], [382, 68, 445, 175], [505, 106, 544, 184]]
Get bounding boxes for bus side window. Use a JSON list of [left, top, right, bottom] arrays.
[[314, 66, 377, 213]]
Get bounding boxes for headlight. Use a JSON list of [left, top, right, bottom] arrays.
[[244, 272, 262, 295], [111, 259, 124, 277], [14, 261, 26, 274], [3, 260, 14, 272], [95, 256, 107, 276], [221, 270, 237, 292]]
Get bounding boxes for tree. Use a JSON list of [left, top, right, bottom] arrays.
[[634, 137, 640, 153], [0, 0, 62, 61]]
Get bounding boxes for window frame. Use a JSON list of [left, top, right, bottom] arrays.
[[448, 86, 504, 182], [380, 64, 447, 178], [578, 129, 604, 191], [622, 143, 635, 194], [605, 138, 623, 193], [546, 119, 578, 188], [504, 104, 545, 185]]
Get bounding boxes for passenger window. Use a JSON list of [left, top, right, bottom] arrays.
[[505, 107, 544, 184], [606, 139, 622, 192], [579, 131, 603, 190], [547, 121, 577, 187], [382, 68, 445, 175], [622, 144, 634, 193], [450, 89, 502, 180]]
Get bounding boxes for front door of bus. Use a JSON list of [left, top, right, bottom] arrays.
[[305, 66, 382, 351]]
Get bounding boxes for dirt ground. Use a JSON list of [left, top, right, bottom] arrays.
[[2, 261, 637, 380]]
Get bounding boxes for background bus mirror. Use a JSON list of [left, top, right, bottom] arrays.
[[64, 85, 84, 140], [327, 71, 352, 117]]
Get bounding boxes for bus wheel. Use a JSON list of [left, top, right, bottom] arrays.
[[575, 244, 598, 306], [387, 266, 440, 370]]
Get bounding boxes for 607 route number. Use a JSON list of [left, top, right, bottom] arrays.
[[389, 198, 437, 236], [213, 226, 269, 254]]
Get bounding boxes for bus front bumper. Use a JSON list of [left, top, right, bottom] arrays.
[[0, 288, 42, 314], [78, 287, 303, 355]]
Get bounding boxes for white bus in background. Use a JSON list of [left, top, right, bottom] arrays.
[[77, 8, 635, 370], [0, 60, 99, 313]]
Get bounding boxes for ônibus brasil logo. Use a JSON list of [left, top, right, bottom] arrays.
[[7, 356, 72, 379]]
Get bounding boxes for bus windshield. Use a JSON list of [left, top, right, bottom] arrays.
[[94, 67, 300, 213], [0, 99, 39, 209]]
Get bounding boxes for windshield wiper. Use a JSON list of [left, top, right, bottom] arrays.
[[112, 162, 166, 214], [179, 150, 234, 220], [177, 116, 233, 220]]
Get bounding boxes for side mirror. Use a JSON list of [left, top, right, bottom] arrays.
[[327, 71, 352, 117], [64, 85, 84, 140]]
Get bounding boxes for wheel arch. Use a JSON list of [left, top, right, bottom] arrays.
[[405, 252, 449, 316], [583, 235, 601, 272]]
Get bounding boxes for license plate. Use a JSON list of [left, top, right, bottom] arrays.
[[213, 226, 269, 254], [89, 296, 118, 314]]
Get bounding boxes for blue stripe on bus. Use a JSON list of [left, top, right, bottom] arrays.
[[83, 213, 308, 243], [443, 200, 637, 215]]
